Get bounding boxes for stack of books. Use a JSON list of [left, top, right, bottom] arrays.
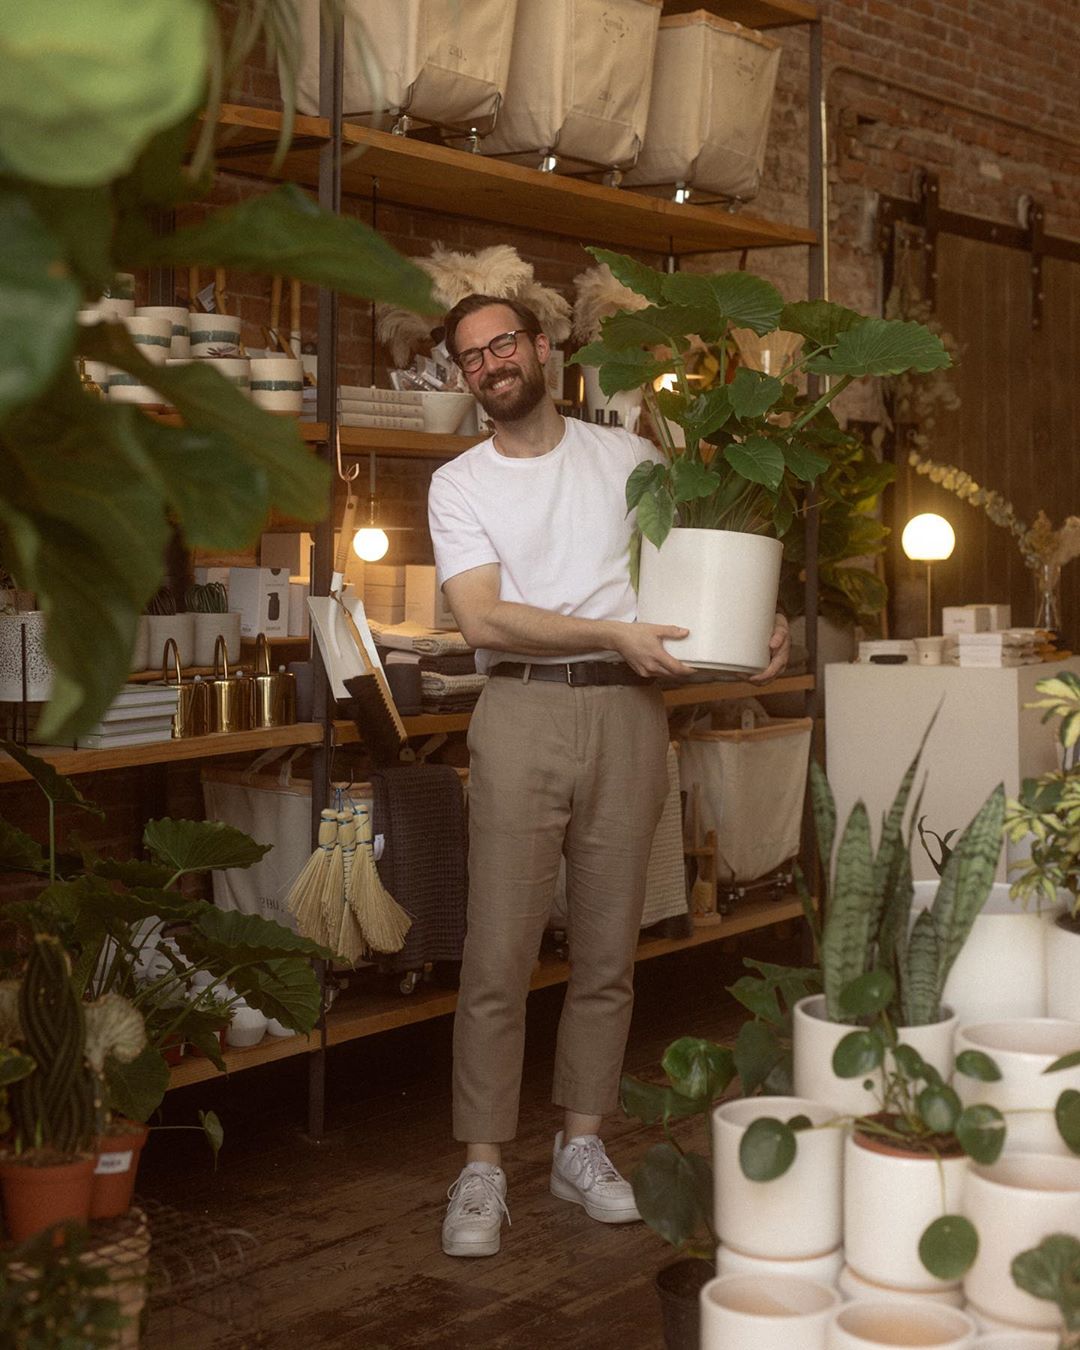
[[955, 630, 1043, 667], [338, 385, 424, 431], [31, 683, 180, 749]]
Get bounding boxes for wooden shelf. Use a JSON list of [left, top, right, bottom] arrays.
[[167, 892, 804, 1089], [210, 105, 814, 258], [662, 0, 817, 26]]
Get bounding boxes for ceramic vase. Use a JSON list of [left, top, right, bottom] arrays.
[[826, 1300, 976, 1349], [129, 614, 151, 673], [249, 357, 304, 413], [189, 313, 243, 357], [698, 1273, 841, 1350], [717, 1245, 845, 1286], [582, 364, 644, 433], [0, 611, 54, 702]]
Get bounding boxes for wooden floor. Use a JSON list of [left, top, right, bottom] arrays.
[[136, 926, 801, 1349]]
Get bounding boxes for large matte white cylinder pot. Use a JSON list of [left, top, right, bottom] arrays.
[[826, 1300, 977, 1349], [954, 1020, 1080, 1155], [699, 1273, 841, 1350], [970, 1333, 1058, 1349], [713, 1096, 844, 1259], [912, 882, 1057, 1022], [962, 1153, 1080, 1330], [837, 1265, 966, 1308], [793, 995, 958, 1116], [717, 1243, 845, 1286], [636, 527, 782, 674], [1046, 915, 1080, 1020], [844, 1132, 968, 1293]]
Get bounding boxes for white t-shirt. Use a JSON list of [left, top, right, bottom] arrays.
[[427, 418, 661, 672]]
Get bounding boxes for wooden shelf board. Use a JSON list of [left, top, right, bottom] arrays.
[[661, 0, 817, 27], [167, 894, 804, 1089], [337, 425, 482, 460]]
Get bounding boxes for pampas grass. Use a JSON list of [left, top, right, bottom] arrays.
[[571, 263, 649, 343]]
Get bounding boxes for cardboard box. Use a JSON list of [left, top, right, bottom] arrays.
[[405, 564, 457, 630], [364, 582, 406, 605], [260, 531, 312, 578], [365, 564, 406, 587], [942, 605, 991, 635], [364, 601, 405, 624], [228, 567, 290, 637]]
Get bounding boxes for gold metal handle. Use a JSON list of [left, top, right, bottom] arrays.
[[161, 637, 182, 686], [213, 633, 230, 680], [254, 632, 271, 676]]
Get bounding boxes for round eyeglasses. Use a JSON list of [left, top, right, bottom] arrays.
[[453, 329, 529, 374]]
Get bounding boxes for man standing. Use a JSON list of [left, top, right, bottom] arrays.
[[428, 294, 790, 1258]]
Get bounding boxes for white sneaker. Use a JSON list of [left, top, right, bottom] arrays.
[[549, 1132, 641, 1223], [441, 1162, 510, 1258]]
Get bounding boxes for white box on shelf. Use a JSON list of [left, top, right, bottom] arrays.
[[193, 566, 230, 588], [942, 604, 992, 635], [227, 567, 290, 637], [405, 564, 456, 630], [288, 581, 310, 637], [260, 532, 313, 578]]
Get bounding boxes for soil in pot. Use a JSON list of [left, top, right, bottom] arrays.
[[90, 1120, 150, 1221], [0, 1151, 96, 1243], [656, 1256, 713, 1350], [854, 1113, 966, 1161]]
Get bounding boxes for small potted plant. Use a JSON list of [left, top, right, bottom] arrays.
[[1009, 1234, 1080, 1348], [145, 586, 194, 670], [185, 581, 241, 668], [568, 247, 950, 672]]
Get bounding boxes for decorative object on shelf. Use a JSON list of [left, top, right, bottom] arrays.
[[186, 581, 242, 669], [252, 633, 297, 729], [901, 511, 956, 637], [136, 305, 191, 358], [145, 588, 195, 670], [827, 1300, 977, 1349], [207, 634, 253, 734], [0, 603, 54, 704], [571, 248, 950, 673], [572, 262, 649, 428], [249, 355, 303, 413], [159, 636, 209, 739]]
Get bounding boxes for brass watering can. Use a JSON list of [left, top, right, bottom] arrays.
[[208, 635, 253, 733], [252, 633, 297, 728], [160, 638, 208, 739]]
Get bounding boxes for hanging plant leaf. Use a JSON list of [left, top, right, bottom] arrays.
[[832, 1028, 884, 1079], [807, 318, 951, 377], [0, 819, 47, 874], [724, 436, 785, 491], [626, 460, 667, 511], [181, 907, 332, 964], [199, 1110, 224, 1167], [661, 1037, 736, 1103], [0, 741, 103, 816], [104, 1044, 171, 1124], [228, 957, 322, 1033], [955, 1104, 1006, 1164], [631, 1142, 712, 1249], [143, 819, 273, 877], [600, 304, 720, 351], [919, 1215, 978, 1280], [955, 1049, 1003, 1082], [779, 300, 865, 349], [739, 1117, 797, 1181], [1046, 1050, 1080, 1075], [662, 271, 783, 336], [636, 487, 676, 550], [1055, 1088, 1080, 1155]]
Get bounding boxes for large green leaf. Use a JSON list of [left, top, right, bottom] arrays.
[[727, 369, 783, 421], [625, 460, 666, 511], [104, 1044, 171, 1123], [822, 800, 876, 1019], [783, 442, 832, 483], [723, 436, 785, 491], [0, 740, 102, 816], [0, 190, 82, 421], [661, 1037, 735, 1102], [631, 1141, 712, 1248], [20, 183, 115, 297], [0, 818, 47, 874], [181, 906, 332, 963], [143, 819, 273, 877], [619, 1074, 701, 1126], [227, 957, 322, 1032], [568, 340, 670, 395], [919, 1215, 978, 1281], [807, 318, 951, 377], [739, 1117, 797, 1181], [636, 487, 676, 549], [670, 458, 721, 504], [732, 1019, 787, 1096], [585, 247, 668, 304], [600, 304, 722, 351], [779, 301, 864, 349], [1010, 1235, 1080, 1321], [0, 0, 208, 187], [128, 184, 436, 314], [662, 272, 783, 335]]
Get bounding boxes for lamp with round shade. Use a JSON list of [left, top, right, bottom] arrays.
[[902, 512, 955, 636], [351, 452, 390, 563]]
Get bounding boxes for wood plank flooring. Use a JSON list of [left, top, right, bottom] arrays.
[[136, 926, 801, 1349]]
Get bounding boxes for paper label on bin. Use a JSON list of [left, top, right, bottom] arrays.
[[95, 1150, 133, 1175]]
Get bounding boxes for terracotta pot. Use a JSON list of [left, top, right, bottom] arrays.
[[0, 1153, 96, 1243], [90, 1121, 149, 1221]]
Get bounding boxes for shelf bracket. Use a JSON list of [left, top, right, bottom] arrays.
[[1026, 196, 1045, 331]]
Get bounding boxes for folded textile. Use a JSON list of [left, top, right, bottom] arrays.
[[379, 648, 477, 676], [421, 671, 488, 699], [369, 620, 472, 656]]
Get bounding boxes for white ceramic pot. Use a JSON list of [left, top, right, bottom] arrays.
[[192, 611, 242, 668], [637, 527, 783, 674], [147, 614, 195, 671], [129, 615, 151, 673], [78, 358, 111, 395], [717, 1244, 845, 1286], [971, 1333, 1058, 1349], [793, 996, 958, 1116], [911, 882, 1058, 1023], [98, 296, 135, 319], [226, 1001, 269, 1049], [713, 1096, 844, 1259], [420, 390, 475, 434], [136, 306, 191, 358], [837, 1265, 966, 1308], [954, 1020, 1080, 1155], [843, 1131, 968, 1293], [265, 1018, 297, 1039], [121, 314, 172, 365], [189, 313, 243, 357], [826, 1300, 976, 1349], [107, 375, 161, 404], [1046, 916, 1080, 1021], [249, 357, 304, 413], [200, 356, 251, 393], [963, 1153, 1080, 1330], [0, 611, 53, 702], [581, 365, 644, 433], [699, 1273, 841, 1350]]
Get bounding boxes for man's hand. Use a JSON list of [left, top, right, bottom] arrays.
[[749, 613, 791, 685], [612, 622, 696, 678]]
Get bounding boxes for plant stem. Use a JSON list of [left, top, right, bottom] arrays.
[[641, 385, 677, 462], [789, 374, 854, 432]]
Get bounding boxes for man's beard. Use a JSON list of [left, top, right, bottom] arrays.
[[474, 361, 547, 422]]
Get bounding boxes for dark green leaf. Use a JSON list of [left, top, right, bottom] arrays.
[[779, 301, 864, 349], [733, 1020, 787, 1096], [893, 1044, 929, 1081], [600, 304, 721, 351], [1047, 1051, 1080, 1075], [833, 1029, 884, 1079], [917, 1084, 961, 1135], [199, 1109, 224, 1166], [724, 436, 785, 491], [0, 819, 47, 874], [739, 1117, 797, 1181], [838, 969, 896, 1020], [619, 1073, 704, 1126], [21, 183, 115, 295], [807, 318, 951, 377], [636, 487, 676, 550], [727, 369, 783, 421], [586, 248, 669, 304], [955, 1049, 1003, 1082], [956, 1104, 1006, 1164], [1056, 1089, 1080, 1154], [787, 1114, 813, 1132], [182, 907, 332, 963], [1010, 1235, 1080, 1317], [626, 460, 666, 512], [670, 458, 721, 503], [0, 740, 103, 816], [632, 1142, 712, 1249], [919, 1215, 978, 1280], [91, 858, 175, 890], [782, 442, 832, 483], [661, 1037, 736, 1103], [143, 818, 273, 877], [104, 1045, 170, 1123], [0, 1048, 35, 1089], [228, 957, 322, 1033], [663, 272, 783, 335]]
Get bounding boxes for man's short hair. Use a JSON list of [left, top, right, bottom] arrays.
[[442, 294, 543, 358]]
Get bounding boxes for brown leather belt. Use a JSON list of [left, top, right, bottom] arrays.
[[488, 660, 653, 687]]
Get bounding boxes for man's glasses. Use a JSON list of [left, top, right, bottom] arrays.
[[453, 329, 530, 374]]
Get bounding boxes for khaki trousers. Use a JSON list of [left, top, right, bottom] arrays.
[[453, 673, 670, 1142]]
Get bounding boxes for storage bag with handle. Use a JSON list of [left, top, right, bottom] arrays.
[[479, 0, 662, 172], [678, 718, 811, 884], [624, 12, 781, 200], [294, 0, 519, 134]]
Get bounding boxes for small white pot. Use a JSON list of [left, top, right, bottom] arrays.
[[98, 296, 135, 319], [699, 1273, 841, 1350], [226, 1002, 269, 1048], [843, 1131, 968, 1293], [717, 1244, 844, 1286], [265, 1018, 297, 1039], [250, 357, 303, 413], [1046, 915, 1080, 1020], [129, 615, 151, 673], [199, 356, 251, 393], [0, 611, 54, 702], [420, 389, 474, 434], [912, 881, 1058, 1022], [826, 1300, 976, 1349], [581, 364, 644, 433], [147, 613, 195, 671], [637, 527, 783, 674], [713, 1096, 844, 1259], [192, 611, 242, 668], [837, 1265, 966, 1308], [970, 1332, 1059, 1349], [136, 306, 191, 358], [189, 313, 243, 357], [954, 1020, 1080, 1155], [120, 314, 172, 365], [963, 1152, 1080, 1330], [107, 374, 163, 404], [793, 995, 958, 1116]]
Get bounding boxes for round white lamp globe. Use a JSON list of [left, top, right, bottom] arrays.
[[901, 512, 955, 562], [353, 527, 389, 563]]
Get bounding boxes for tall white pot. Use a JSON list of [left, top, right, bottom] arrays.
[[637, 527, 782, 674], [1046, 915, 1080, 1021], [793, 995, 958, 1117], [0, 611, 54, 702]]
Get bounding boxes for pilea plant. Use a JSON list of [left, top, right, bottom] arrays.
[[1011, 1234, 1080, 1350]]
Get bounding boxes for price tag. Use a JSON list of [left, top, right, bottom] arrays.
[[95, 1150, 133, 1176]]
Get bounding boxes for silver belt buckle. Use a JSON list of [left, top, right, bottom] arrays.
[[565, 663, 574, 686]]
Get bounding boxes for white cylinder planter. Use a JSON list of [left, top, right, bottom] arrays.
[[826, 1300, 977, 1349], [581, 366, 644, 434], [971, 1332, 1058, 1349], [1046, 916, 1080, 1021], [843, 1132, 968, 1293], [954, 1020, 1080, 1155], [129, 615, 151, 673], [120, 314, 172, 365], [963, 1153, 1080, 1330], [136, 306, 190, 358], [717, 1243, 845, 1286], [793, 995, 958, 1117], [912, 882, 1058, 1023], [147, 613, 195, 671], [713, 1096, 844, 1259], [0, 611, 54, 702], [189, 313, 242, 357], [636, 527, 783, 674], [699, 1273, 841, 1350], [249, 357, 304, 413], [837, 1265, 966, 1308], [192, 612, 242, 668]]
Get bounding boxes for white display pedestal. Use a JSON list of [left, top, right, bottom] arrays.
[[824, 658, 1080, 882]]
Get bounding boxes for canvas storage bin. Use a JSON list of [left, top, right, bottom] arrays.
[[625, 12, 781, 200], [679, 718, 811, 884], [295, 0, 518, 134], [479, 0, 663, 171]]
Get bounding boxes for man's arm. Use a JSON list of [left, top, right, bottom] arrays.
[[443, 563, 695, 678]]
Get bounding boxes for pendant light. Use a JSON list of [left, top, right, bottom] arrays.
[[352, 452, 389, 563]]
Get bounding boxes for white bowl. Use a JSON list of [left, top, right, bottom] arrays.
[[420, 390, 473, 434]]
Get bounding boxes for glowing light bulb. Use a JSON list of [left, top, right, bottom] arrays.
[[353, 527, 389, 562], [901, 513, 955, 562]]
